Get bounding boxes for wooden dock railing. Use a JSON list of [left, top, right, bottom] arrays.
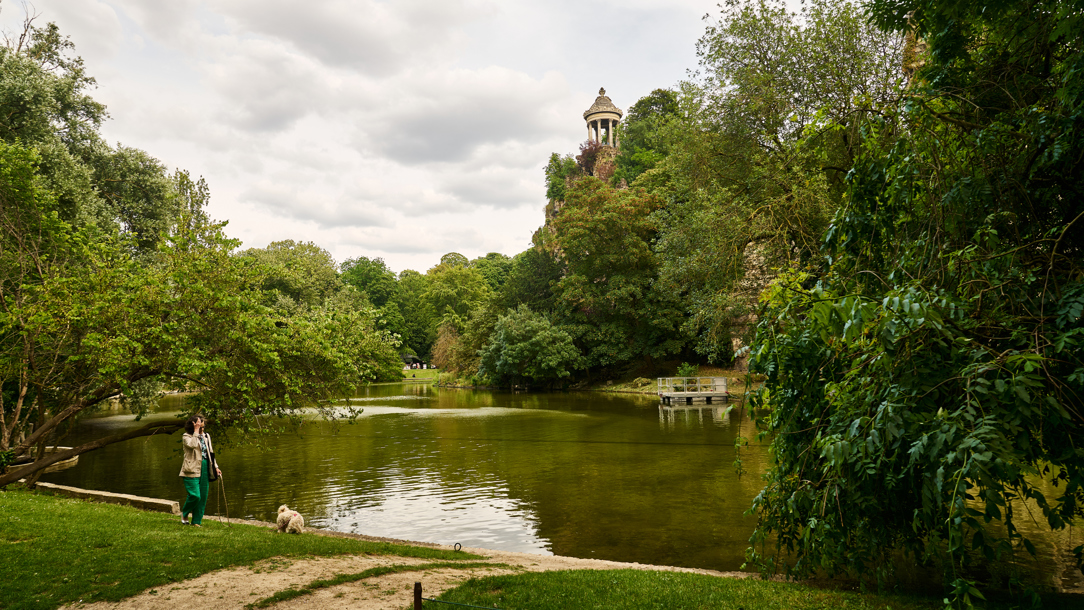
[[657, 377, 728, 395]]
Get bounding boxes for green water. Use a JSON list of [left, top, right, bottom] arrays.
[[42, 384, 767, 571]]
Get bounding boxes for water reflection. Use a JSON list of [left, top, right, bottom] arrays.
[[43, 385, 764, 571], [659, 405, 745, 430]]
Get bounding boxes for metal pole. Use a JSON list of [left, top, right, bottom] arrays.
[[415, 582, 422, 609]]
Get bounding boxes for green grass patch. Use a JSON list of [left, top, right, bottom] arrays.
[[247, 561, 509, 608], [434, 570, 952, 610], [0, 488, 478, 610], [402, 368, 440, 380]]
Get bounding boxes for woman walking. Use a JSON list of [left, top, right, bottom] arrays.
[[179, 415, 221, 527]]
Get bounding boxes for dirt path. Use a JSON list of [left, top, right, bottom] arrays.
[[68, 518, 750, 610]]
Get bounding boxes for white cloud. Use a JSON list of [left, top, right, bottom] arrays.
[[363, 67, 571, 164], [16, 0, 716, 272], [108, 0, 202, 48], [214, 0, 491, 75], [240, 181, 392, 228], [203, 37, 331, 131]]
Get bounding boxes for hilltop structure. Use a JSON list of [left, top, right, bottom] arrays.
[[583, 88, 622, 147]]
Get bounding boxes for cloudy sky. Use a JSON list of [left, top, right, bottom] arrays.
[[3, 0, 716, 272]]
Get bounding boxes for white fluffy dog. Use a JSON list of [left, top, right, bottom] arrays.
[[276, 505, 305, 534]]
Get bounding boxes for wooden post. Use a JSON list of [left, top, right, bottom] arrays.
[[414, 582, 422, 609]]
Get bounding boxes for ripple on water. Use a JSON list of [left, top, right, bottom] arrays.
[[311, 471, 547, 553]]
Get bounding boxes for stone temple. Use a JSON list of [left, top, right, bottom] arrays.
[[584, 87, 622, 147]]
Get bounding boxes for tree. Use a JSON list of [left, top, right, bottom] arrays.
[[171, 169, 211, 235], [574, 139, 607, 178], [0, 142, 401, 486], [439, 252, 469, 268], [84, 144, 181, 251], [430, 322, 460, 372], [544, 153, 580, 202], [390, 269, 436, 359], [424, 261, 491, 334], [746, 0, 1084, 600], [498, 247, 561, 313], [0, 17, 184, 252], [613, 88, 680, 186], [240, 240, 343, 313], [0, 19, 402, 486], [469, 252, 512, 291], [550, 178, 685, 370], [478, 305, 581, 387], [448, 300, 503, 377], [696, 0, 900, 164], [341, 255, 399, 308], [644, 0, 902, 362]]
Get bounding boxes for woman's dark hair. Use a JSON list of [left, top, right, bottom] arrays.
[[184, 415, 203, 435]]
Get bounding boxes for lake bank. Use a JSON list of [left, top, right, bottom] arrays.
[[7, 488, 1054, 610]]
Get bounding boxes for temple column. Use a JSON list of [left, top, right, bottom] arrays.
[[583, 88, 623, 148]]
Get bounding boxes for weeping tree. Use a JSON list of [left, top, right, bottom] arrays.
[[746, 0, 1084, 603]]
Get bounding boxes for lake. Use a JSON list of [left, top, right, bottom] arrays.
[[42, 383, 767, 572]]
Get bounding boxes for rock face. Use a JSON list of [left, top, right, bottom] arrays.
[[592, 145, 618, 182]]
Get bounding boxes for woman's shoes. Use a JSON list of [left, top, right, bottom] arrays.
[[191, 524, 202, 528], [181, 518, 189, 525]]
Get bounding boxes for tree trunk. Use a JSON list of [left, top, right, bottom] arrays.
[[0, 420, 184, 488]]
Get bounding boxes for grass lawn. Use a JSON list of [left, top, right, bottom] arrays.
[[432, 570, 946, 610], [433, 569, 1080, 610], [0, 488, 475, 610], [401, 367, 439, 380]]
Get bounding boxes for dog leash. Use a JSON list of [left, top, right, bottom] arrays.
[[216, 473, 231, 527]]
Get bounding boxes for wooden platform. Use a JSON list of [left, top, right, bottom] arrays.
[[657, 377, 729, 405]]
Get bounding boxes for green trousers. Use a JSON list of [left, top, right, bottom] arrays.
[[181, 458, 210, 525]]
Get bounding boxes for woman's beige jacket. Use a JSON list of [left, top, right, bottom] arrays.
[[179, 432, 214, 478]]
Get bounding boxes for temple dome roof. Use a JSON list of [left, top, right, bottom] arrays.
[[583, 88, 623, 119]]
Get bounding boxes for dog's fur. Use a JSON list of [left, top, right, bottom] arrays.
[[276, 505, 305, 534]]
